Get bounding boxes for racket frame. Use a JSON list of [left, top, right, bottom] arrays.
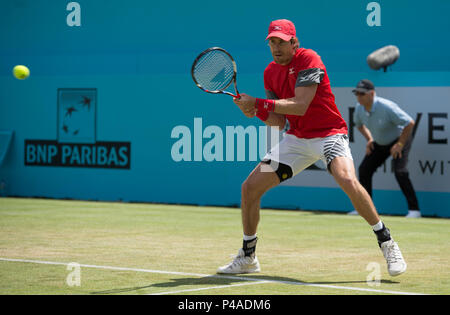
[[191, 47, 240, 98]]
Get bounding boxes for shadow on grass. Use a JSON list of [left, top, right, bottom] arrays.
[[91, 273, 398, 295]]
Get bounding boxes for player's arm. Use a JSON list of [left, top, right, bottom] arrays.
[[234, 85, 316, 120], [258, 90, 286, 129], [234, 90, 286, 130], [254, 68, 323, 116], [234, 66, 323, 121], [261, 112, 286, 130], [269, 84, 318, 116]]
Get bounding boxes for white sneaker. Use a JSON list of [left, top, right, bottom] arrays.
[[217, 249, 260, 274], [406, 210, 421, 218], [347, 210, 359, 215], [380, 239, 407, 276]]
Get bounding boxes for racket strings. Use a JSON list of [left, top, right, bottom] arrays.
[[193, 50, 235, 91]]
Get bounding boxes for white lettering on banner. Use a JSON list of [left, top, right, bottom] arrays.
[[366, 2, 381, 27], [66, 2, 81, 27], [283, 87, 450, 193], [170, 118, 280, 163]]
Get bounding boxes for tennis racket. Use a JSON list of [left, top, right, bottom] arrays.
[[191, 47, 240, 98]]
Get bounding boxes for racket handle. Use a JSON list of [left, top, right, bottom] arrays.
[[235, 86, 241, 99]]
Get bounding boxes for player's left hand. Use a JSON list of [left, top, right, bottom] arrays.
[[390, 143, 403, 159]]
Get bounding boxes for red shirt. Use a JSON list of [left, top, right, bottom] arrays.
[[264, 48, 348, 138]]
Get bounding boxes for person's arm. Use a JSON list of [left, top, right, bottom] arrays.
[[234, 102, 287, 130], [390, 120, 415, 159], [269, 84, 318, 116], [235, 55, 323, 121], [357, 125, 375, 155], [386, 102, 415, 159], [251, 84, 317, 129], [234, 90, 287, 130], [357, 125, 373, 142], [234, 83, 318, 118], [259, 112, 287, 130], [253, 66, 324, 116], [259, 90, 287, 130]]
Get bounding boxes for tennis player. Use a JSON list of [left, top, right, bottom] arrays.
[[217, 19, 407, 277]]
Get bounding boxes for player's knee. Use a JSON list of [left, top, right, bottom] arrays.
[[241, 179, 250, 196], [261, 159, 293, 183], [337, 173, 360, 192], [241, 178, 259, 202]]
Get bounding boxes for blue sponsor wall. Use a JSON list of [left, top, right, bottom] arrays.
[[1, 0, 449, 217]]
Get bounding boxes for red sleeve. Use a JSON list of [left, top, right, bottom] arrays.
[[298, 49, 325, 71]]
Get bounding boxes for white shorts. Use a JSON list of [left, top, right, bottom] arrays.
[[263, 133, 353, 176]]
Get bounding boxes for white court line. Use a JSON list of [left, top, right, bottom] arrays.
[[149, 281, 269, 295], [0, 258, 426, 295]]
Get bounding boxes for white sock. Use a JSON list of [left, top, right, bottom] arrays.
[[243, 234, 257, 241], [372, 221, 384, 232]]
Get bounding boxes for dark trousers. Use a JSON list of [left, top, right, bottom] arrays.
[[358, 138, 419, 210]]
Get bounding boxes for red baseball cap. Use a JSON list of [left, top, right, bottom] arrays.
[[266, 19, 296, 41]]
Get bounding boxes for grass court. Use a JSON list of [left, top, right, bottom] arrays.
[[0, 197, 448, 295]]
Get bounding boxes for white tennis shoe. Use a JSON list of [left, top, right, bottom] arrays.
[[405, 210, 421, 218], [217, 249, 260, 274], [380, 239, 407, 276]]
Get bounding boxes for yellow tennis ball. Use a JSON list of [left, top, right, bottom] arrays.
[[13, 65, 30, 80]]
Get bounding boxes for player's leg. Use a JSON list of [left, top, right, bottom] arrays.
[[239, 135, 314, 259], [320, 134, 380, 225], [241, 162, 280, 236], [217, 134, 311, 274], [216, 162, 281, 274], [323, 135, 407, 276], [331, 156, 380, 225], [330, 156, 407, 276]]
